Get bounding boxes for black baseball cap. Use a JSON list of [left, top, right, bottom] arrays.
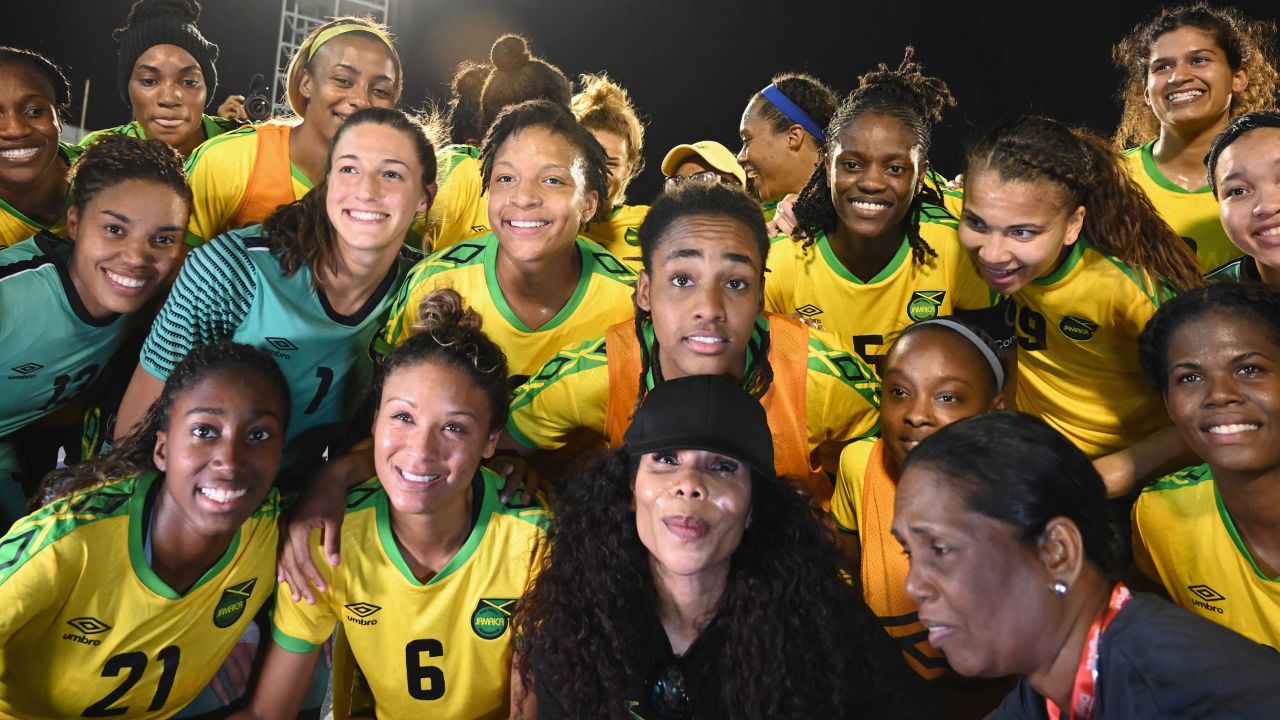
[[623, 375, 774, 477]]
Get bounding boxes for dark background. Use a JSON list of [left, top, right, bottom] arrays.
[[5, 0, 1276, 200]]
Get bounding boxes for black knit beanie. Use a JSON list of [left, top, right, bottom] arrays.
[[114, 0, 219, 107]]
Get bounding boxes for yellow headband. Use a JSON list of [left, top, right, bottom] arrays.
[[307, 23, 395, 61]]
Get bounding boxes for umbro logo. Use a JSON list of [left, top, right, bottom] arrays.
[[63, 616, 111, 646], [796, 304, 823, 317], [1187, 584, 1226, 615], [67, 617, 111, 634], [265, 337, 298, 352], [10, 362, 42, 375], [345, 602, 382, 626]]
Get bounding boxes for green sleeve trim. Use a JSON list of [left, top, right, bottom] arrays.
[[271, 624, 322, 654], [0, 475, 137, 584], [504, 417, 539, 450], [1034, 236, 1087, 286], [1143, 463, 1213, 493], [829, 511, 858, 535]]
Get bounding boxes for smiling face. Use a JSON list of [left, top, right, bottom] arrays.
[[325, 121, 430, 257], [636, 214, 764, 382], [1162, 310, 1280, 481], [374, 360, 500, 518], [128, 44, 207, 157], [737, 96, 794, 203], [153, 368, 285, 539], [881, 329, 1002, 468], [959, 171, 1085, 295], [1145, 26, 1248, 132], [488, 125, 598, 265], [0, 62, 61, 191], [634, 448, 752, 585], [298, 34, 398, 143], [829, 111, 924, 246], [1214, 126, 1280, 272], [590, 127, 633, 208], [65, 178, 187, 319], [892, 463, 1058, 679]]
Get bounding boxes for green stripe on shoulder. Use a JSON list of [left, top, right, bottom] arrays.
[[1143, 464, 1213, 494], [509, 336, 609, 411], [1095, 246, 1175, 307], [806, 333, 881, 409], [0, 476, 138, 584], [581, 238, 637, 285], [426, 236, 491, 269], [918, 200, 958, 227], [481, 468, 551, 531], [186, 124, 258, 170]]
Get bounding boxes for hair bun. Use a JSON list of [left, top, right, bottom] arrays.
[[413, 288, 484, 344], [490, 34, 531, 72], [453, 60, 490, 97], [125, 0, 201, 25]]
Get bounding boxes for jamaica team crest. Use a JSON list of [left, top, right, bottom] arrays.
[[907, 291, 946, 321], [471, 598, 517, 640], [213, 578, 257, 628]]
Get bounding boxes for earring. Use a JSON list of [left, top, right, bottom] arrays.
[[1051, 580, 1069, 598]]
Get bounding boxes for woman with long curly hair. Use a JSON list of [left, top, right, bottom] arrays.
[[513, 374, 938, 719], [1112, 3, 1278, 272]]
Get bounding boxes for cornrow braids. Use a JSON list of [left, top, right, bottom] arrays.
[[572, 73, 646, 207], [792, 48, 956, 266], [0, 46, 72, 113], [375, 288, 510, 432], [753, 72, 838, 137], [966, 116, 1204, 293], [1113, 3, 1279, 148], [72, 133, 192, 211], [35, 341, 289, 506], [632, 183, 775, 409]]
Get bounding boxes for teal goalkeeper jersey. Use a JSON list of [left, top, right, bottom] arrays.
[[0, 233, 128, 438], [140, 226, 411, 487]]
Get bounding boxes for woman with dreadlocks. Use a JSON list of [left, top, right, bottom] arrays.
[[505, 181, 881, 501], [1112, 3, 1278, 273], [766, 50, 1003, 375]]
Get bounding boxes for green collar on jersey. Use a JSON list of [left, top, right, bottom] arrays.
[[0, 145, 77, 231], [639, 314, 767, 392], [1138, 140, 1212, 195], [483, 236, 597, 333], [815, 230, 911, 286], [1033, 235, 1091, 287], [128, 470, 244, 599], [376, 468, 496, 587], [1215, 480, 1280, 583]]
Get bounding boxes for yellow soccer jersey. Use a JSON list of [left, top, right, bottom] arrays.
[[765, 204, 995, 371], [1134, 465, 1280, 650], [79, 115, 244, 150], [583, 204, 649, 271], [1123, 142, 1239, 273], [425, 145, 489, 252], [1011, 236, 1173, 458], [830, 436, 876, 534], [0, 471, 279, 719], [0, 143, 81, 248], [184, 122, 312, 245], [507, 316, 881, 470], [380, 233, 637, 379], [271, 469, 548, 720]]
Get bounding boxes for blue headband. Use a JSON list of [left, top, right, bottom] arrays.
[[760, 84, 827, 144]]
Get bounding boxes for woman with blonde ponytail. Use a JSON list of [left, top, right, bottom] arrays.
[[572, 73, 649, 269]]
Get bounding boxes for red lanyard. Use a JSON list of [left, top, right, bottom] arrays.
[[1046, 582, 1132, 720]]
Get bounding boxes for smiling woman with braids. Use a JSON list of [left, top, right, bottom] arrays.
[[767, 50, 1002, 374], [506, 181, 881, 500], [513, 375, 938, 719], [1113, 3, 1278, 272]]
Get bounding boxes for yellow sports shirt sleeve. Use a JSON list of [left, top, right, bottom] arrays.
[[805, 329, 881, 445], [184, 129, 257, 244], [427, 150, 486, 252], [506, 337, 610, 450], [270, 530, 339, 653], [763, 235, 800, 317], [831, 438, 876, 534]]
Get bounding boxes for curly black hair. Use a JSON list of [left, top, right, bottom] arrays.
[[35, 341, 290, 507], [446, 60, 491, 146], [514, 448, 897, 719], [0, 46, 72, 114], [791, 48, 956, 265], [72, 133, 192, 211], [1139, 282, 1280, 395], [478, 99, 610, 224]]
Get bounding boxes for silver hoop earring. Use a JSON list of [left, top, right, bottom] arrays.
[[1052, 581, 1069, 598]]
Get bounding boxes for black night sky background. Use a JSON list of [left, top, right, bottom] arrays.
[[5, 0, 1277, 198]]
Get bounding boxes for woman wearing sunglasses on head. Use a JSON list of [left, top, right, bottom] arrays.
[[512, 375, 939, 719]]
